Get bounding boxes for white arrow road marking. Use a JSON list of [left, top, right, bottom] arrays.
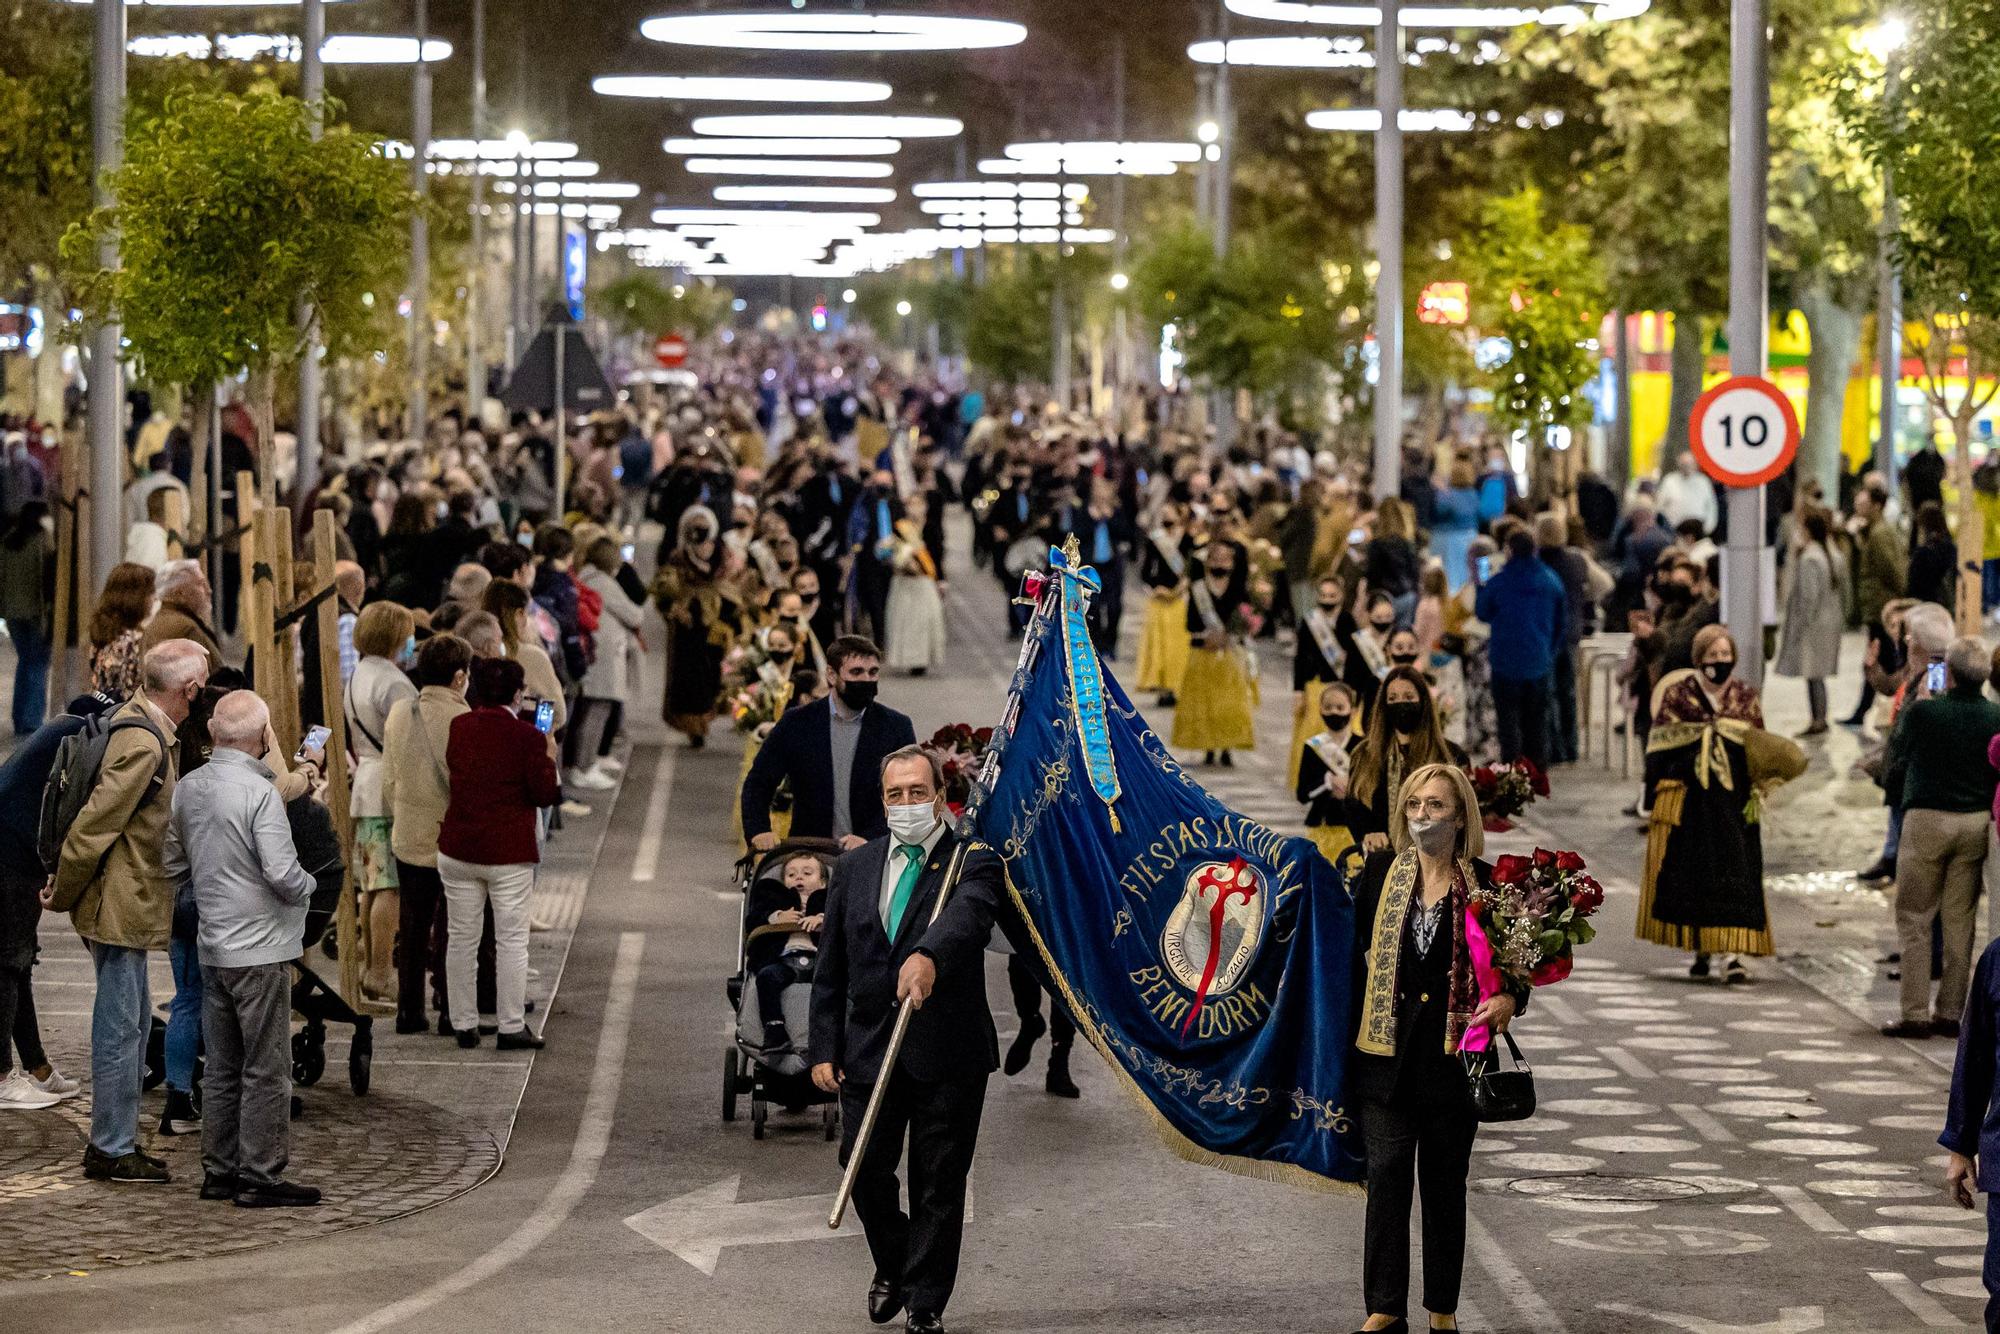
[[625, 1174, 863, 1275], [1596, 1303, 1825, 1333]]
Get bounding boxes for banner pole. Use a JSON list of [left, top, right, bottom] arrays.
[[828, 563, 1064, 1231]]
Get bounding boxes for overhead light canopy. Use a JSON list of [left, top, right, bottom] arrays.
[[1006, 140, 1201, 163], [591, 75, 892, 103], [712, 185, 897, 204], [1221, 0, 1648, 26], [650, 208, 881, 230], [418, 138, 579, 161], [979, 157, 1178, 178], [1307, 108, 1479, 131], [1188, 35, 1372, 66], [684, 158, 895, 179], [639, 12, 1026, 53], [665, 136, 901, 157], [913, 181, 1089, 199], [67, 1, 358, 6], [690, 114, 962, 140], [130, 33, 450, 63]]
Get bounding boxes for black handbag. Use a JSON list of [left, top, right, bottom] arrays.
[[1463, 1030, 1536, 1123]]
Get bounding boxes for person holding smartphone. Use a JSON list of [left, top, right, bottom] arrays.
[[1880, 637, 2000, 1039], [436, 657, 561, 1049]]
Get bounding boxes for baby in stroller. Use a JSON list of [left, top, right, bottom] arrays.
[[744, 850, 828, 1053]]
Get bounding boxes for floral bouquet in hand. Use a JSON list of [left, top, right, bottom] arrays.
[[730, 680, 786, 734], [927, 723, 996, 809], [1472, 849, 1604, 989], [1472, 759, 1549, 833]]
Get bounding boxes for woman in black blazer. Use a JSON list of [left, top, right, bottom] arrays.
[[1347, 762, 1528, 1334]]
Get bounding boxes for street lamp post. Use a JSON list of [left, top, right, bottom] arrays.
[[87, 0, 126, 606], [509, 132, 529, 366], [1875, 33, 1904, 490], [1725, 0, 1770, 683], [466, 0, 487, 430], [407, 0, 432, 445], [1372, 0, 1404, 502], [296, 0, 325, 501]]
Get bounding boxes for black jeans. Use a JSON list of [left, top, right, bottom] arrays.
[[1550, 644, 1579, 764], [752, 956, 812, 1040], [563, 697, 624, 768], [1360, 1086, 1478, 1320], [839, 1069, 988, 1318], [1491, 672, 1552, 770], [0, 960, 46, 1075]]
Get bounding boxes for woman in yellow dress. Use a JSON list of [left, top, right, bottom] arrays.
[[1297, 681, 1361, 867], [1172, 539, 1258, 767], [1135, 502, 1193, 707], [1287, 573, 1375, 791]]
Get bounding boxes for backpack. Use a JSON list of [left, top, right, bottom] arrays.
[[38, 711, 170, 876]]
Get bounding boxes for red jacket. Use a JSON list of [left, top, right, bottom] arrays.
[[438, 706, 562, 866]]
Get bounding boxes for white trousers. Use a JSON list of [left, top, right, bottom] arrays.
[[437, 853, 535, 1034]]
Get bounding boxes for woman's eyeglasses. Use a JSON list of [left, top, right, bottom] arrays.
[[1402, 798, 1455, 819]]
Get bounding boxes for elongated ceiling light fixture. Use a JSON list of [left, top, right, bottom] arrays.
[[639, 12, 1026, 52]]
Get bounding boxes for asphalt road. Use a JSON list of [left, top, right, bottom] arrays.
[[10, 539, 1990, 1334]]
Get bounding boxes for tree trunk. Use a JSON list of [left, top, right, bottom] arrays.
[[1953, 412, 1984, 634], [1664, 310, 1706, 474], [188, 382, 213, 545], [251, 362, 278, 512], [1798, 285, 1863, 504], [30, 271, 67, 428]]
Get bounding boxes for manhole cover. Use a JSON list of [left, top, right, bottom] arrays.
[[1506, 1174, 1710, 1203]]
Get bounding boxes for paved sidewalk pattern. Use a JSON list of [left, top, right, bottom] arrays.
[[0, 763, 622, 1283]]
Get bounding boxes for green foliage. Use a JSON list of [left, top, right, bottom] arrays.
[[0, 2, 92, 292], [61, 88, 412, 390], [964, 253, 1056, 386], [594, 273, 735, 340], [1461, 188, 1606, 443]]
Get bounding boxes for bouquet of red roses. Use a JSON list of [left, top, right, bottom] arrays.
[[1470, 848, 1603, 988], [927, 723, 997, 807], [1472, 759, 1550, 832]]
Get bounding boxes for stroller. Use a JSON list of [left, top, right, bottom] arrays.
[[141, 792, 371, 1101], [721, 837, 841, 1141]]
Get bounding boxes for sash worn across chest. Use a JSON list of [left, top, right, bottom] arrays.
[[1305, 610, 1346, 677]]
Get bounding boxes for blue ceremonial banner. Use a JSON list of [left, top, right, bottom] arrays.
[[973, 554, 1366, 1188]]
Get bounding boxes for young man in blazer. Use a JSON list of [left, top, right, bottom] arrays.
[[810, 746, 1002, 1334], [742, 636, 918, 853]]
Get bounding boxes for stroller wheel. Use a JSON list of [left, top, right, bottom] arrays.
[[349, 1020, 373, 1096], [292, 1028, 326, 1087], [721, 1048, 740, 1122], [822, 1104, 839, 1142], [751, 1096, 767, 1141]]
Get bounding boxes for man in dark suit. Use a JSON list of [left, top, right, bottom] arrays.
[[810, 746, 1001, 1334], [741, 636, 917, 853], [1066, 476, 1134, 659], [846, 471, 903, 647]]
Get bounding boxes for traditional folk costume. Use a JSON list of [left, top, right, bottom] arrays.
[[1297, 726, 1359, 867], [1135, 526, 1192, 697], [884, 519, 948, 673], [1287, 605, 1375, 790], [1636, 671, 1805, 957], [652, 549, 742, 743], [1171, 562, 1257, 756]]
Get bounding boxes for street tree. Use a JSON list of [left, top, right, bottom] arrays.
[[595, 273, 735, 342], [1837, 0, 2000, 631], [63, 88, 410, 527], [1461, 188, 1606, 498]]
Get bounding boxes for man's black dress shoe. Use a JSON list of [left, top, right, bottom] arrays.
[[906, 1314, 945, 1334], [868, 1278, 905, 1325]]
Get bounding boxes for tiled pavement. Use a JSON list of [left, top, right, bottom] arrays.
[[0, 754, 621, 1284]]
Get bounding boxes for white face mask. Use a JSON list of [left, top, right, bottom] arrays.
[[1408, 817, 1458, 859], [886, 800, 941, 846]]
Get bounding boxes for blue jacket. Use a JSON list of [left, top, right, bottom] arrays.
[[1475, 557, 1567, 683], [1943, 938, 2000, 1189]]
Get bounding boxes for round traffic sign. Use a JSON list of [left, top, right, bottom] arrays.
[[654, 333, 689, 369], [1688, 376, 1801, 489]]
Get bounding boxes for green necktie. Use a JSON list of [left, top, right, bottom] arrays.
[[884, 844, 926, 939]]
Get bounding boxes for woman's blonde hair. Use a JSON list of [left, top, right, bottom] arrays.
[[1388, 762, 1484, 860], [354, 601, 415, 660]]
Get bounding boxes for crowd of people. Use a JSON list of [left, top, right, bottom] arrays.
[[7, 331, 2000, 1331]]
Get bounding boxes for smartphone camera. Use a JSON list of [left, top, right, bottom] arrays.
[[534, 699, 556, 734], [1927, 659, 1948, 694]]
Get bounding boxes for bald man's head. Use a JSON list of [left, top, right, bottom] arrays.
[[208, 690, 270, 755], [334, 561, 365, 607]]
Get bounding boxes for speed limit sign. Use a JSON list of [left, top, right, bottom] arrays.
[[1688, 376, 1801, 488]]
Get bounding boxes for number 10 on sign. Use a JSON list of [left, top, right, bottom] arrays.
[[1689, 375, 1802, 489]]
